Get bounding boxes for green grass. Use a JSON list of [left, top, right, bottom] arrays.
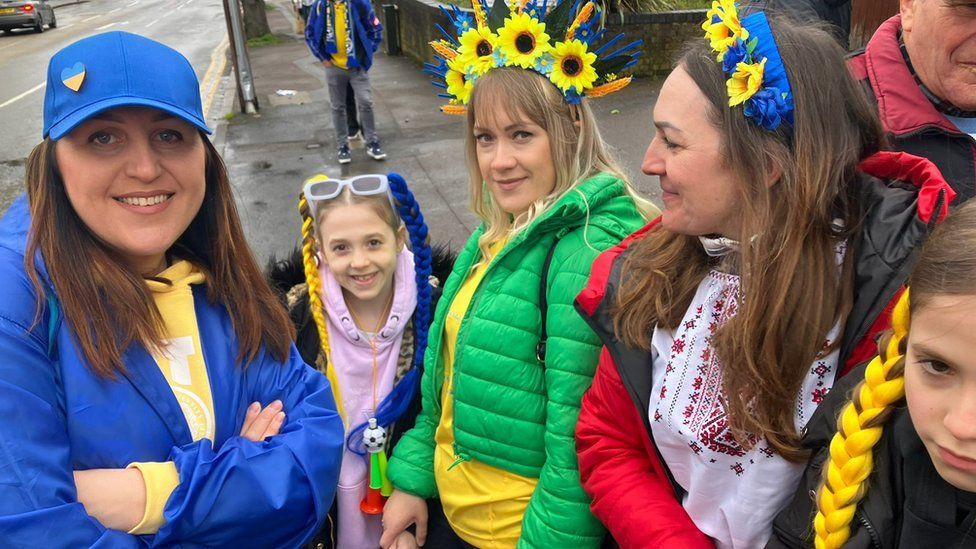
[[246, 33, 284, 47], [223, 111, 237, 121], [265, 3, 276, 10]]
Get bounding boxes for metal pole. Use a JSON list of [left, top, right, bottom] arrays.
[[221, 0, 245, 113], [224, 0, 259, 113]]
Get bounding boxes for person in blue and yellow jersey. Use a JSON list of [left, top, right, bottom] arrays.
[[0, 31, 344, 546], [305, 0, 386, 164]]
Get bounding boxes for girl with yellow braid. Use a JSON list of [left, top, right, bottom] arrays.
[[768, 199, 976, 548], [267, 173, 455, 549]]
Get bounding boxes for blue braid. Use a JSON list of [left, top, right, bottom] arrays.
[[346, 172, 433, 455]]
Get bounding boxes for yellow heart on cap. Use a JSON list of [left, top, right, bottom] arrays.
[[61, 62, 86, 92]]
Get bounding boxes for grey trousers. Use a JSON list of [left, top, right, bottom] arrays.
[[324, 65, 377, 147]]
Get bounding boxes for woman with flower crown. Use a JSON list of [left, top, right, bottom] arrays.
[[376, 1, 654, 547], [573, 4, 956, 549]]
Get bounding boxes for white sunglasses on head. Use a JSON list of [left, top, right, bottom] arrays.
[[303, 174, 396, 219]]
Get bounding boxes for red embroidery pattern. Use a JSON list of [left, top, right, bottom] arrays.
[[652, 270, 838, 475], [655, 272, 750, 463]]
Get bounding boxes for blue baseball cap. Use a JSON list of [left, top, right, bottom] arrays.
[[43, 31, 212, 140]]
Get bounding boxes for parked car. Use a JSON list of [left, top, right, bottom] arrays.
[[0, 1, 56, 34]]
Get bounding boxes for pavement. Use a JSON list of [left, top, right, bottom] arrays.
[[197, 0, 663, 263]]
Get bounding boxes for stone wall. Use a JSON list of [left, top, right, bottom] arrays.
[[378, 0, 706, 78], [605, 10, 707, 76]]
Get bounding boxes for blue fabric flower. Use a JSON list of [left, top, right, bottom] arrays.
[[743, 86, 791, 131], [491, 48, 508, 68], [454, 13, 475, 34], [532, 52, 555, 75], [565, 88, 583, 104], [576, 20, 598, 45], [721, 39, 750, 75]]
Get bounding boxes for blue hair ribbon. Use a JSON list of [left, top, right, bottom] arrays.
[[345, 173, 433, 456]]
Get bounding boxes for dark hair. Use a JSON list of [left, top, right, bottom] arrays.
[[613, 16, 886, 461], [24, 134, 295, 378]]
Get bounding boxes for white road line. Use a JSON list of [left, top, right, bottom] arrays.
[[145, 17, 160, 28], [109, 7, 122, 13], [176, 2, 185, 9], [0, 82, 45, 110], [81, 14, 99, 22], [0, 41, 20, 52], [95, 22, 117, 30], [60, 23, 74, 29], [127, 0, 138, 5]]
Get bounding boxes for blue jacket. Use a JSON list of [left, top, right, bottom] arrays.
[[304, 0, 382, 70], [0, 196, 344, 547]]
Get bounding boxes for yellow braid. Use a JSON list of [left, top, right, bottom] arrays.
[[299, 192, 346, 422], [429, 40, 458, 60], [813, 289, 911, 549], [586, 76, 633, 98], [471, 0, 487, 28], [566, 1, 595, 40], [441, 104, 467, 115]]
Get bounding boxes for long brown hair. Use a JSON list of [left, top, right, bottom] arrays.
[[24, 135, 295, 378], [613, 18, 885, 461]]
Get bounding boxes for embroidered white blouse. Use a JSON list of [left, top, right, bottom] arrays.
[[649, 268, 839, 549]]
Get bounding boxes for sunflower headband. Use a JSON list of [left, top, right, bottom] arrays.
[[424, 0, 642, 114], [702, 2, 794, 131]]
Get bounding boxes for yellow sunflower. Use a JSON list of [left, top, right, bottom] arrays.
[[456, 27, 498, 76], [496, 12, 551, 69], [549, 39, 597, 93], [702, 0, 748, 60], [727, 58, 765, 106], [445, 57, 474, 104]]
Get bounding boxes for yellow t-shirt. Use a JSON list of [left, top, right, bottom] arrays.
[[127, 260, 215, 535], [332, 1, 349, 70], [433, 239, 538, 549]]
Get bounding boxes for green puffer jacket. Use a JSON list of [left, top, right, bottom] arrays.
[[387, 173, 647, 548]]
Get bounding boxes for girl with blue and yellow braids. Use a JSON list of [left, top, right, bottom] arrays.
[[268, 173, 453, 549], [769, 200, 976, 548]]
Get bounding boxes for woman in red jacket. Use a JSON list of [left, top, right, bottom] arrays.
[[574, 7, 954, 549]]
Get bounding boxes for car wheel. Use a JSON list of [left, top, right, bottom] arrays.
[[49, 13, 57, 28], [34, 16, 44, 33]]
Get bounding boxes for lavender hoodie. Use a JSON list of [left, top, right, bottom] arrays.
[[318, 248, 417, 548]]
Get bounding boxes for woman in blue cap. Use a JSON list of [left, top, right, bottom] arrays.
[[0, 32, 344, 546]]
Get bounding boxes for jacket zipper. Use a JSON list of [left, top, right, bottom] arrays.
[[442, 231, 561, 464], [856, 509, 882, 549], [446, 256, 497, 464]]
